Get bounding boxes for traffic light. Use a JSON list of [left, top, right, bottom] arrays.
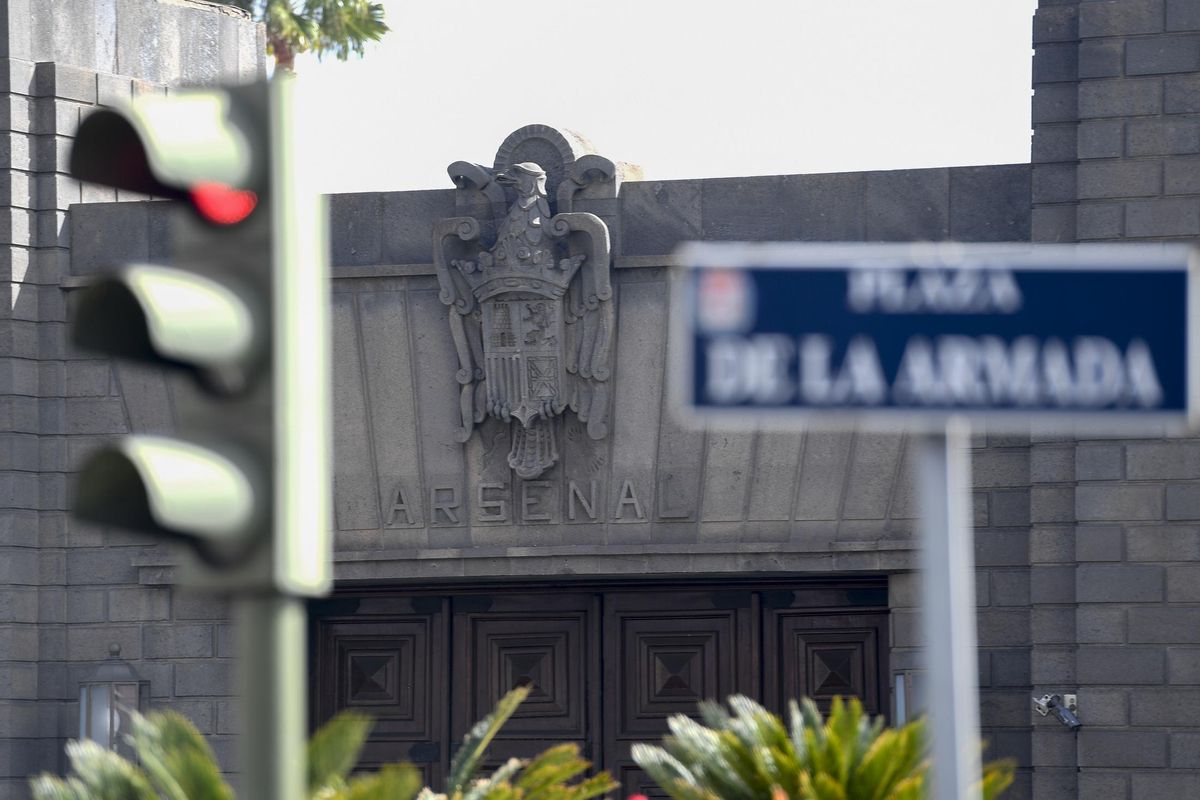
[[68, 79, 331, 597]]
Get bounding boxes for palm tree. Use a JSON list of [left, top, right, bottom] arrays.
[[219, 0, 390, 72], [632, 695, 1016, 800]]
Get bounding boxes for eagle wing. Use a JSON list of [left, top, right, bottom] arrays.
[[433, 216, 487, 442], [550, 211, 613, 439]]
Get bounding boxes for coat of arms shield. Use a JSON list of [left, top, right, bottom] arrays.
[[434, 127, 628, 479]]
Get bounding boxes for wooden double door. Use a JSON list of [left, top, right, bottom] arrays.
[[311, 581, 889, 795]]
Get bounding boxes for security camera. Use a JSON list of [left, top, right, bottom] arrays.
[[1034, 693, 1081, 730]]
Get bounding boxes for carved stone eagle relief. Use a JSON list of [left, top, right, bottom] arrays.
[[434, 126, 630, 479]]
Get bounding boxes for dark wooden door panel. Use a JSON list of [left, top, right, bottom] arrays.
[[763, 611, 888, 717], [615, 620, 733, 734], [451, 592, 600, 766], [317, 619, 438, 735], [312, 598, 447, 784], [602, 589, 756, 790]]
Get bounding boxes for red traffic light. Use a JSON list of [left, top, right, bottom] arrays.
[[190, 182, 258, 225]]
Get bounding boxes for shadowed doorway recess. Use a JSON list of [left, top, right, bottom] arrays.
[[311, 579, 889, 794]]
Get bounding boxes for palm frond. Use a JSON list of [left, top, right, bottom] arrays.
[[29, 774, 90, 800], [567, 772, 621, 800], [982, 757, 1017, 800], [634, 695, 1012, 800], [128, 713, 191, 800], [462, 757, 523, 800], [143, 712, 235, 800], [213, 0, 390, 66], [266, 1, 319, 54], [308, 710, 374, 793], [446, 685, 531, 794], [336, 763, 423, 800], [304, 0, 390, 60], [696, 699, 730, 730], [57, 739, 159, 800], [630, 745, 706, 800], [514, 743, 588, 796]]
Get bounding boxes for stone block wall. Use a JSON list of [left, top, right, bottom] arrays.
[[1031, 1, 1200, 797], [973, 435, 1036, 798], [0, 0, 260, 794], [1075, 0, 1200, 243]]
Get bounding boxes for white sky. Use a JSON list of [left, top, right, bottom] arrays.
[[295, 0, 1038, 195]]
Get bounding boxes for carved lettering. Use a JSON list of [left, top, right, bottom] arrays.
[[613, 479, 646, 521], [477, 482, 508, 522], [521, 481, 552, 522], [379, 476, 693, 526], [384, 483, 416, 526], [430, 486, 461, 524], [568, 480, 598, 521], [657, 473, 691, 520]]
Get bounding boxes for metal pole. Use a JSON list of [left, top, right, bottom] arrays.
[[917, 418, 982, 800], [236, 595, 307, 800]]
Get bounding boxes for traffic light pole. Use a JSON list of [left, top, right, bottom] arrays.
[[237, 76, 328, 800], [236, 595, 308, 800]]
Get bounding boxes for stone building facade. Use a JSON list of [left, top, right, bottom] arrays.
[[4, 1, 1200, 799], [0, 0, 261, 794]]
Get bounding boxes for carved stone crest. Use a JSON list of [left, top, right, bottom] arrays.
[[434, 126, 629, 479]]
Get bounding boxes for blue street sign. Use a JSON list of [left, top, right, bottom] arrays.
[[672, 243, 1198, 430]]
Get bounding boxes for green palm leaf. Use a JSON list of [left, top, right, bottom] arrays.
[[514, 744, 589, 796], [633, 695, 1012, 800], [127, 714, 200, 800], [335, 763, 423, 800], [462, 757, 523, 800], [46, 740, 158, 800], [631, 744, 701, 800], [566, 772, 621, 800], [215, 0, 389, 69], [981, 758, 1016, 800], [447, 685, 531, 794], [308, 710, 374, 794], [137, 712, 234, 800], [307, 0, 390, 59], [28, 775, 90, 800]]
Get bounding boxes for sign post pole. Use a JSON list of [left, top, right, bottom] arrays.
[[917, 418, 982, 800]]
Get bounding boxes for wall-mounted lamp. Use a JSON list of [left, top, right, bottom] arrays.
[[79, 643, 146, 755]]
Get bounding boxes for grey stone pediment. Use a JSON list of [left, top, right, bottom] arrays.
[[68, 138, 1030, 578]]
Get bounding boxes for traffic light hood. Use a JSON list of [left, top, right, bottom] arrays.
[[72, 265, 262, 391], [70, 90, 259, 199], [74, 436, 262, 564]]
